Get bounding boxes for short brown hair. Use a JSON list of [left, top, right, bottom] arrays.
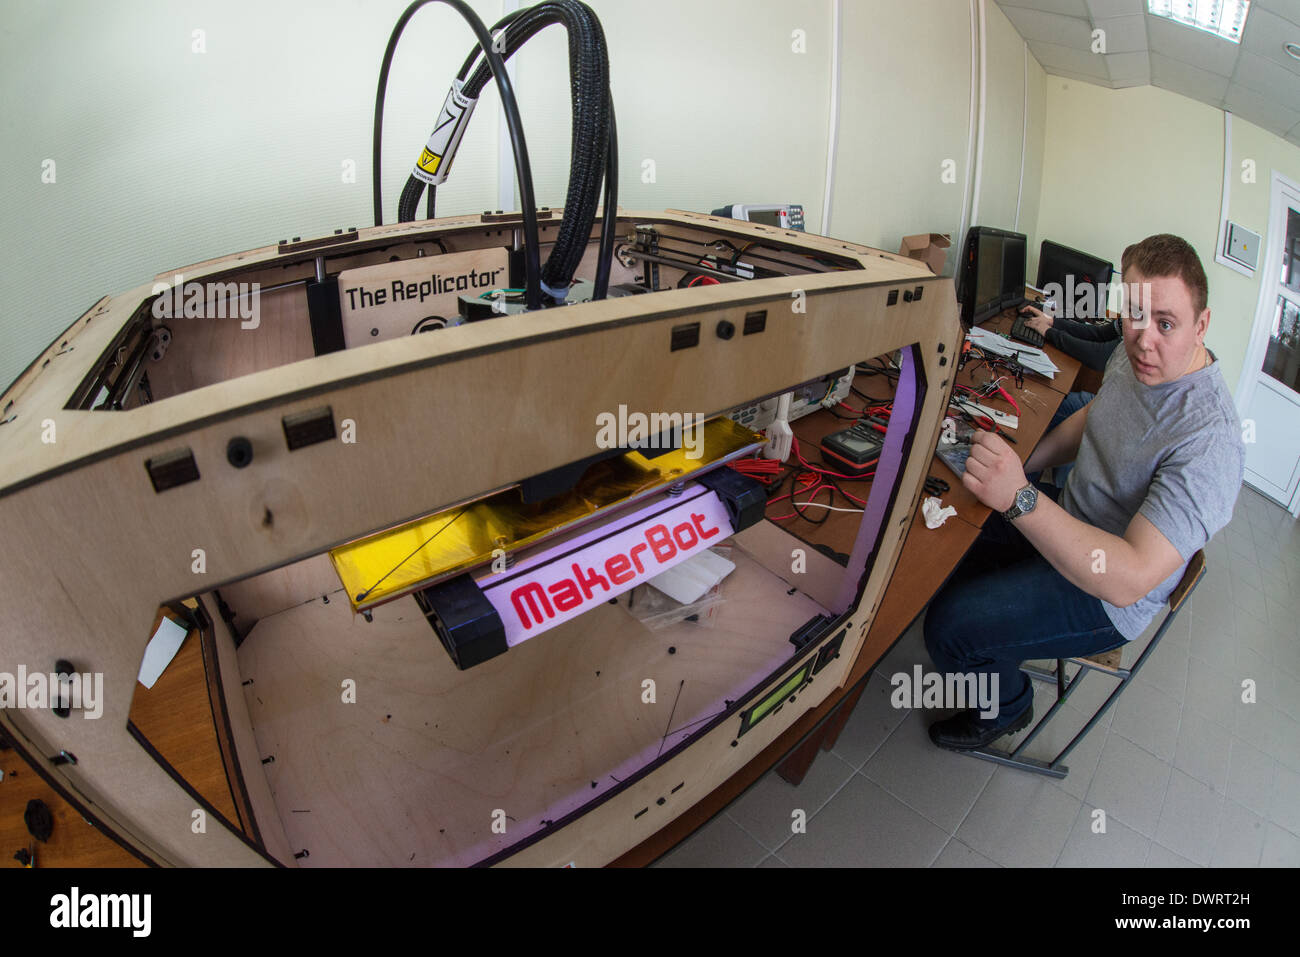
[[1121, 234, 1208, 315]]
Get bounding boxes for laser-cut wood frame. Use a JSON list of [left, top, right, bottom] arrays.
[[0, 210, 960, 866]]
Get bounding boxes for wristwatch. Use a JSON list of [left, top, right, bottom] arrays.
[[1002, 484, 1039, 522]]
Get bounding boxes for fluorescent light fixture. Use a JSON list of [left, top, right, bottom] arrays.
[[1148, 0, 1251, 43]]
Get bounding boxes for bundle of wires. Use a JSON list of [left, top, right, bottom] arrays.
[[372, 0, 619, 310], [730, 436, 871, 524]]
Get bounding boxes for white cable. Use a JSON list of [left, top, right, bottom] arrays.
[[1015, 40, 1027, 232], [821, 0, 843, 236], [497, 0, 523, 212], [958, 0, 979, 245], [970, 0, 987, 229], [790, 502, 865, 514]]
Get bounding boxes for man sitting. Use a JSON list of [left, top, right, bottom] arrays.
[[924, 233, 1245, 750]]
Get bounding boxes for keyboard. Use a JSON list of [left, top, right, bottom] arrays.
[[1010, 315, 1045, 349]]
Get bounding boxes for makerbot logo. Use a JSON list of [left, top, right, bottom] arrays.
[[510, 512, 721, 629]]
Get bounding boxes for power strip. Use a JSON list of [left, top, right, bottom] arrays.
[[727, 367, 855, 434]]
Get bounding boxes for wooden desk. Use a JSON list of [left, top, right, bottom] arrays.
[[613, 318, 1083, 865]]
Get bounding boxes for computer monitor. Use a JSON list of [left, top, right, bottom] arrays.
[[1036, 240, 1113, 319], [957, 226, 1027, 327]]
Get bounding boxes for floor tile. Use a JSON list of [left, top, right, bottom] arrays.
[[1056, 802, 1151, 867], [1111, 678, 1182, 761], [1188, 606, 1237, 670], [652, 811, 767, 868], [1260, 823, 1300, 866], [1085, 733, 1172, 838], [932, 838, 999, 867], [955, 766, 1080, 867], [1269, 763, 1300, 837], [1234, 700, 1288, 767], [1134, 633, 1188, 700], [1144, 842, 1202, 867], [1185, 655, 1240, 729], [1155, 769, 1224, 865], [1172, 711, 1232, 794], [1211, 800, 1266, 867], [1275, 669, 1300, 723], [861, 709, 994, 833], [1226, 736, 1276, 817], [725, 750, 856, 852], [777, 774, 949, 867], [829, 670, 910, 769], [1231, 581, 1269, 629], [757, 854, 788, 868], [1234, 610, 1276, 662]]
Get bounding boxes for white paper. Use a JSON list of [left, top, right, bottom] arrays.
[[138, 616, 188, 689], [966, 327, 1059, 379], [647, 548, 736, 604]]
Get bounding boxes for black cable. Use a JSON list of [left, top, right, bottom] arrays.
[[592, 94, 617, 300], [455, 1, 609, 300], [372, 0, 542, 309]]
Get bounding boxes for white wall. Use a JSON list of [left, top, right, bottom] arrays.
[[0, 0, 1045, 392]]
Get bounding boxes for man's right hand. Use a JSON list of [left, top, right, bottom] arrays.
[[1023, 305, 1053, 334]]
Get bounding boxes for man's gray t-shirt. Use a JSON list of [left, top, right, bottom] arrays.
[[1060, 345, 1245, 640]]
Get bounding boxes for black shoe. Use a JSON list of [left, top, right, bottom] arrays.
[[928, 705, 1033, 752]]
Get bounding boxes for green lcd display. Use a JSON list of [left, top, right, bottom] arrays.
[[739, 664, 811, 737]]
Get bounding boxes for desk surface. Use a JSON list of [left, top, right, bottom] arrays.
[[614, 310, 1082, 866]]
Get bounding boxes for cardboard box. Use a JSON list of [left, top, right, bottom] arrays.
[[898, 233, 952, 275]]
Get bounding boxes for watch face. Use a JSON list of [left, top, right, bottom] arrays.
[[1016, 487, 1037, 511]]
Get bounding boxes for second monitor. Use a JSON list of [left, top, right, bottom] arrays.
[[956, 226, 1027, 327]]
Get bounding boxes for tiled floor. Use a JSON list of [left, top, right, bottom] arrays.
[[652, 485, 1300, 867]]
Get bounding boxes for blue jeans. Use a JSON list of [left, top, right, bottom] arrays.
[[1038, 390, 1094, 490], [922, 486, 1125, 729]]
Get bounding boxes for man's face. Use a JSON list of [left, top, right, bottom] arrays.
[[1121, 269, 1210, 386]]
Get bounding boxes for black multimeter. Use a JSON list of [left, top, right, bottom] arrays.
[[820, 424, 884, 476]]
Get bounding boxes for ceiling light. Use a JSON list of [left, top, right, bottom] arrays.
[[1148, 0, 1251, 43]]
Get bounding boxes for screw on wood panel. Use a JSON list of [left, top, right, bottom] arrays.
[[50, 751, 77, 766], [362, 610, 374, 623], [262, 508, 273, 527], [294, 849, 310, 859], [242, 679, 253, 686], [322, 594, 330, 604], [262, 755, 275, 764], [656, 797, 665, 806]]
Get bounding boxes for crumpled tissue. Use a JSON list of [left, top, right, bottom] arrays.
[[922, 496, 957, 529]]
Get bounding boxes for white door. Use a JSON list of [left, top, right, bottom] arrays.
[[1238, 173, 1300, 515]]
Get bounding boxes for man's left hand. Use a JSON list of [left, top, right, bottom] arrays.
[[961, 431, 1028, 513]]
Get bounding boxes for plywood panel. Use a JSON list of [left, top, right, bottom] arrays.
[[237, 545, 826, 866], [0, 211, 953, 866], [126, 608, 242, 829]]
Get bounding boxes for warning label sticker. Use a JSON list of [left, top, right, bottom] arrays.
[[418, 148, 442, 176]]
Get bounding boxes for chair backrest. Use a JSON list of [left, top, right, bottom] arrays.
[[1168, 549, 1206, 613]]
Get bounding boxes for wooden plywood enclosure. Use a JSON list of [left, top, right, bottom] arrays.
[[0, 210, 960, 866]]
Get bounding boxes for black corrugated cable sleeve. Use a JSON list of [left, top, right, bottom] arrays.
[[375, 0, 543, 309], [593, 94, 618, 301], [403, 1, 610, 300]]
